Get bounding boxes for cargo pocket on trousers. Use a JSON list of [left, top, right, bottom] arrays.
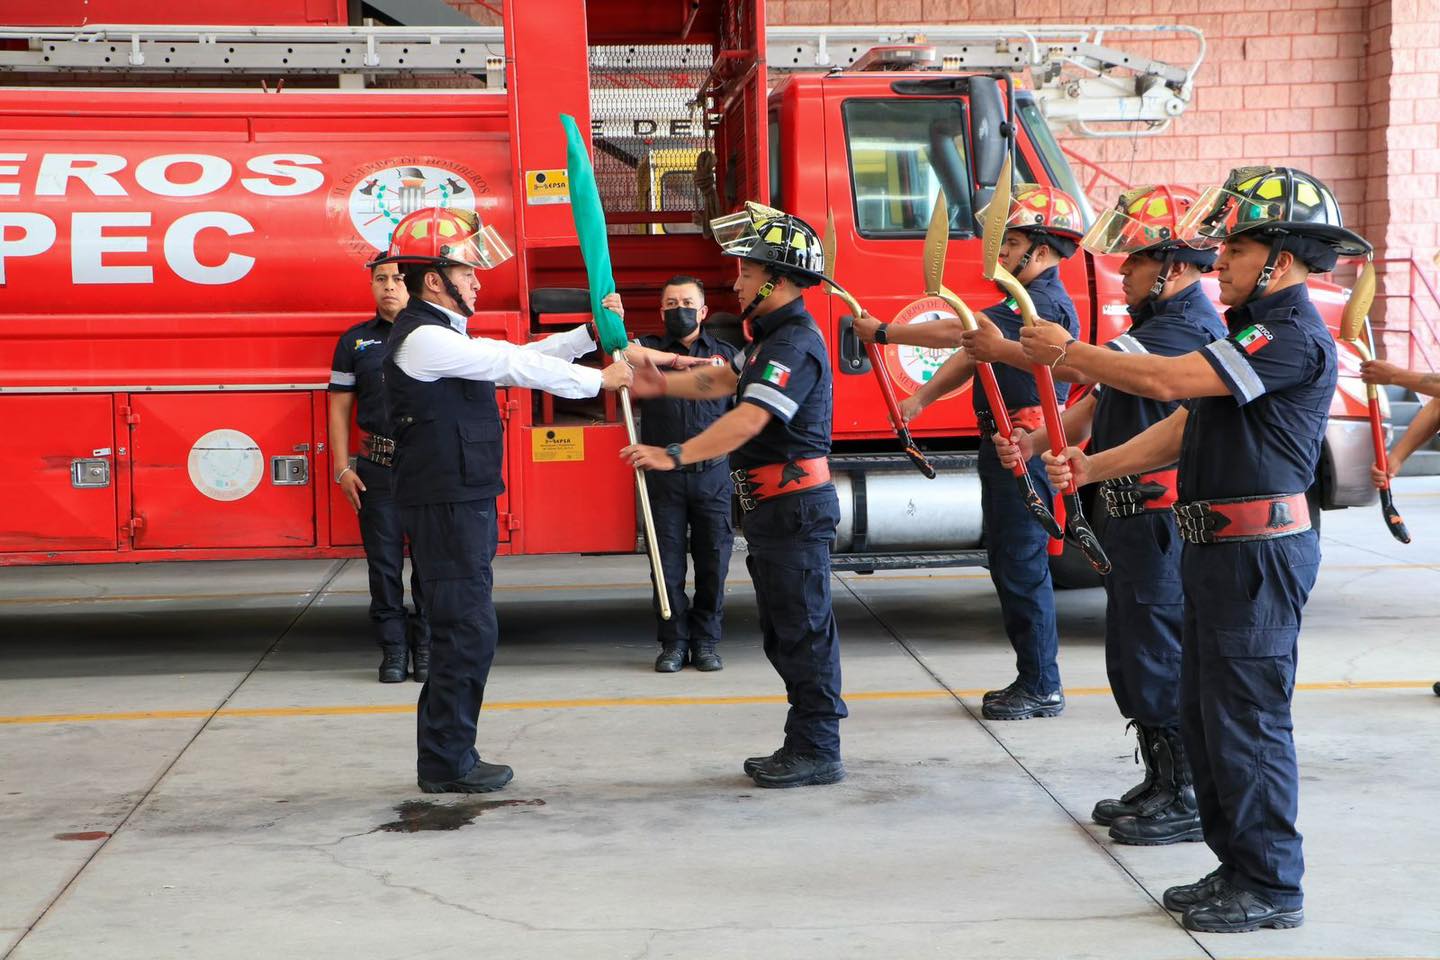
[[1215, 626, 1297, 659], [1132, 578, 1183, 608], [458, 420, 503, 488]]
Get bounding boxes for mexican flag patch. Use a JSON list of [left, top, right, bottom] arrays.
[[1236, 324, 1273, 355], [761, 361, 791, 388], [1004, 296, 1021, 313]]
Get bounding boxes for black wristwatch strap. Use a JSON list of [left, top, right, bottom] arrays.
[[874, 322, 890, 345], [665, 443, 685, 469]]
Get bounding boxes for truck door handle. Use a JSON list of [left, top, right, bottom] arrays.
[[270, 456, 309, 486], [838, 314, 872, 376]]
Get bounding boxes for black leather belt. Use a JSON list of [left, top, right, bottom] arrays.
[[678, 456, 727, 473]]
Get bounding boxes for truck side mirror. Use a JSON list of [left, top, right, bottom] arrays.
[[970, 75, 1008, 195]]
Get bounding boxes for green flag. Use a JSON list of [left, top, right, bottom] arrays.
[[562, 113, 628, 354]]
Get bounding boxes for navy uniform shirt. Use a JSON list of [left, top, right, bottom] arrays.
[[636, 328, 738, 447], [974, 266, 1081, 416], [1179, 284, 1337, 501], [329, 315, 394, 436], [1090, 282, 1227, 456], [730, 297, 832, 470]]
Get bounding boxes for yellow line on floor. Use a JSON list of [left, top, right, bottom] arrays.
[[0, 680, 1432, 728]]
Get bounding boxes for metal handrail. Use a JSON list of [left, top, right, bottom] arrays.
[[1379, 257, 1440, 372], [1059, 144, 1131, 199]]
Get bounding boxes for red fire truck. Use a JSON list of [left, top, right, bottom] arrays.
[[0, 2, 1382, 573]]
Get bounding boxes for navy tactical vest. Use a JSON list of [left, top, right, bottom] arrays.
[[383, 300, 503, 507]]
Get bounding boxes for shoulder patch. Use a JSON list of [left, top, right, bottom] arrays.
[[760, 361, 792, 387], [1235, 324, 1273, 355]]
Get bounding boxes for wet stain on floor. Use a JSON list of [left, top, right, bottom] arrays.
[[372, 797, 545, 833], [54, 831, 110, 841]]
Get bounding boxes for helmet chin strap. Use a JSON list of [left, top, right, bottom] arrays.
[[1014, 237, 1044, 276], [1147, 251, 1178, 302], [738, 274, 777, 326], [438, 268, 473, 318], [1246, 233, 1288, 305]]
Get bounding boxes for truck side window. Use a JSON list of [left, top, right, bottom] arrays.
[[1015, 99, 1095, 227], [842, 99, 973, 239]]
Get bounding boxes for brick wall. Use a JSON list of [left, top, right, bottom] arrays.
[[770, 0, 1440, 362]]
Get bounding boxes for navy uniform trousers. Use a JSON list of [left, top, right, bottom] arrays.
[[402, 498, 500, 783], [1180, 530, 1319, 909], [977, 440, 1062, 696], [1101, 511, 1184, 726], [645, 463, 735, 648], [356, 457, 427, 652], [741, 487, 848, 760]]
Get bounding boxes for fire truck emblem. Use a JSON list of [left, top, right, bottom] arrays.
[[881, 297, 971, 402], [345, 163, 479, 252]]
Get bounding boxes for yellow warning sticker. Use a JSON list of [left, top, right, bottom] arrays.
[[525, 169, 570, 206], [532, 427, 585, 462]]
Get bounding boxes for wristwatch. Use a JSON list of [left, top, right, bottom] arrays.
[[665, 443, 685, 470], [873, 322, 890, 345]]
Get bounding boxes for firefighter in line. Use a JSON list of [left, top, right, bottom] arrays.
[[1361, 357, 1440, 502], [621, 203, 848, 789], [602, 278, 739, 673], [328, 259, 431, 684], [994, 186, 1226, 845], [1020, 167, 1368, 932], [1359, 358, 1440, 699], [858, 185, 1085, 721], [373, 207, 633, 794]]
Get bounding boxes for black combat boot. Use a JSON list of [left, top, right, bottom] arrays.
[[417, 758, 514, 794], [982, 678, 1022, 705], [378, 646, 408, 683], [1182, 889, 1303, 933], [654, 644, 688, 673], [982, 686, 1065, 720], [1163, 869, 1229, 912], [1092, 722, 1158, 825], [1109, 727, 1202, 845], [409, 616, 431, 683], [750, 751, 846, 788], [691, 640, 723, 672], [743, 746, 787, 777]]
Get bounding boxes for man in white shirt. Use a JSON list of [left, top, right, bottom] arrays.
[[372, 206, 632, 794]]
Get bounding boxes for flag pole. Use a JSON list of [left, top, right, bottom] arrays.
[[613, 355, 671, 619]]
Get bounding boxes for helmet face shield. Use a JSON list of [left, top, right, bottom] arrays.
[[708, 201, 826, 279], [1175, 183, 1280, 247], [1082, 206, 1178, 256], [367, 207, 514, 270], [709, 209, 760, 256]]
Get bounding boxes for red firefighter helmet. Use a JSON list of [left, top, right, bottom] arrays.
[[1006, 184, 1085, 240], [1082, 184, 1216, 268], [366, 207, 513, 270]]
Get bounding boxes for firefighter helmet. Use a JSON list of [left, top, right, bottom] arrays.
[[980, 183, 1084, 259], [709, 202, 827, 283], [1177, 166, 1370, 271], [1082, 185, 1216, 269], [366, 207, 513, 271]]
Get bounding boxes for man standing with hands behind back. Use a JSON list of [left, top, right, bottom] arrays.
[[605, 278, 739, 673]]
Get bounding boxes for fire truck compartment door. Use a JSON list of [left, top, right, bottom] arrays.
[[0, 395, 118, 552], [129, 392, 315, 549]]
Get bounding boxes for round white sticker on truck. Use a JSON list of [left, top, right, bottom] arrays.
[[188, 429, 264, 502]]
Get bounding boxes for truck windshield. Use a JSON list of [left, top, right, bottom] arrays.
[[843, 99, 974, 239], [1016, 99, 1096, 226]]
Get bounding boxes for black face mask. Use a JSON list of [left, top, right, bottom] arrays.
[[663, 306, 700, 340]]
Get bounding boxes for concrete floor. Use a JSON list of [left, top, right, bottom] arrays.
[[2, 479, 1439, 960]]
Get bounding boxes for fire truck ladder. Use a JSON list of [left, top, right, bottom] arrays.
[[0, 24, 508, 85], [767, 24, 1205, 137]]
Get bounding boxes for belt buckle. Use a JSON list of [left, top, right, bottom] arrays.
[[1172, 500, 1215, 544], [730, 468, 757, 512]]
